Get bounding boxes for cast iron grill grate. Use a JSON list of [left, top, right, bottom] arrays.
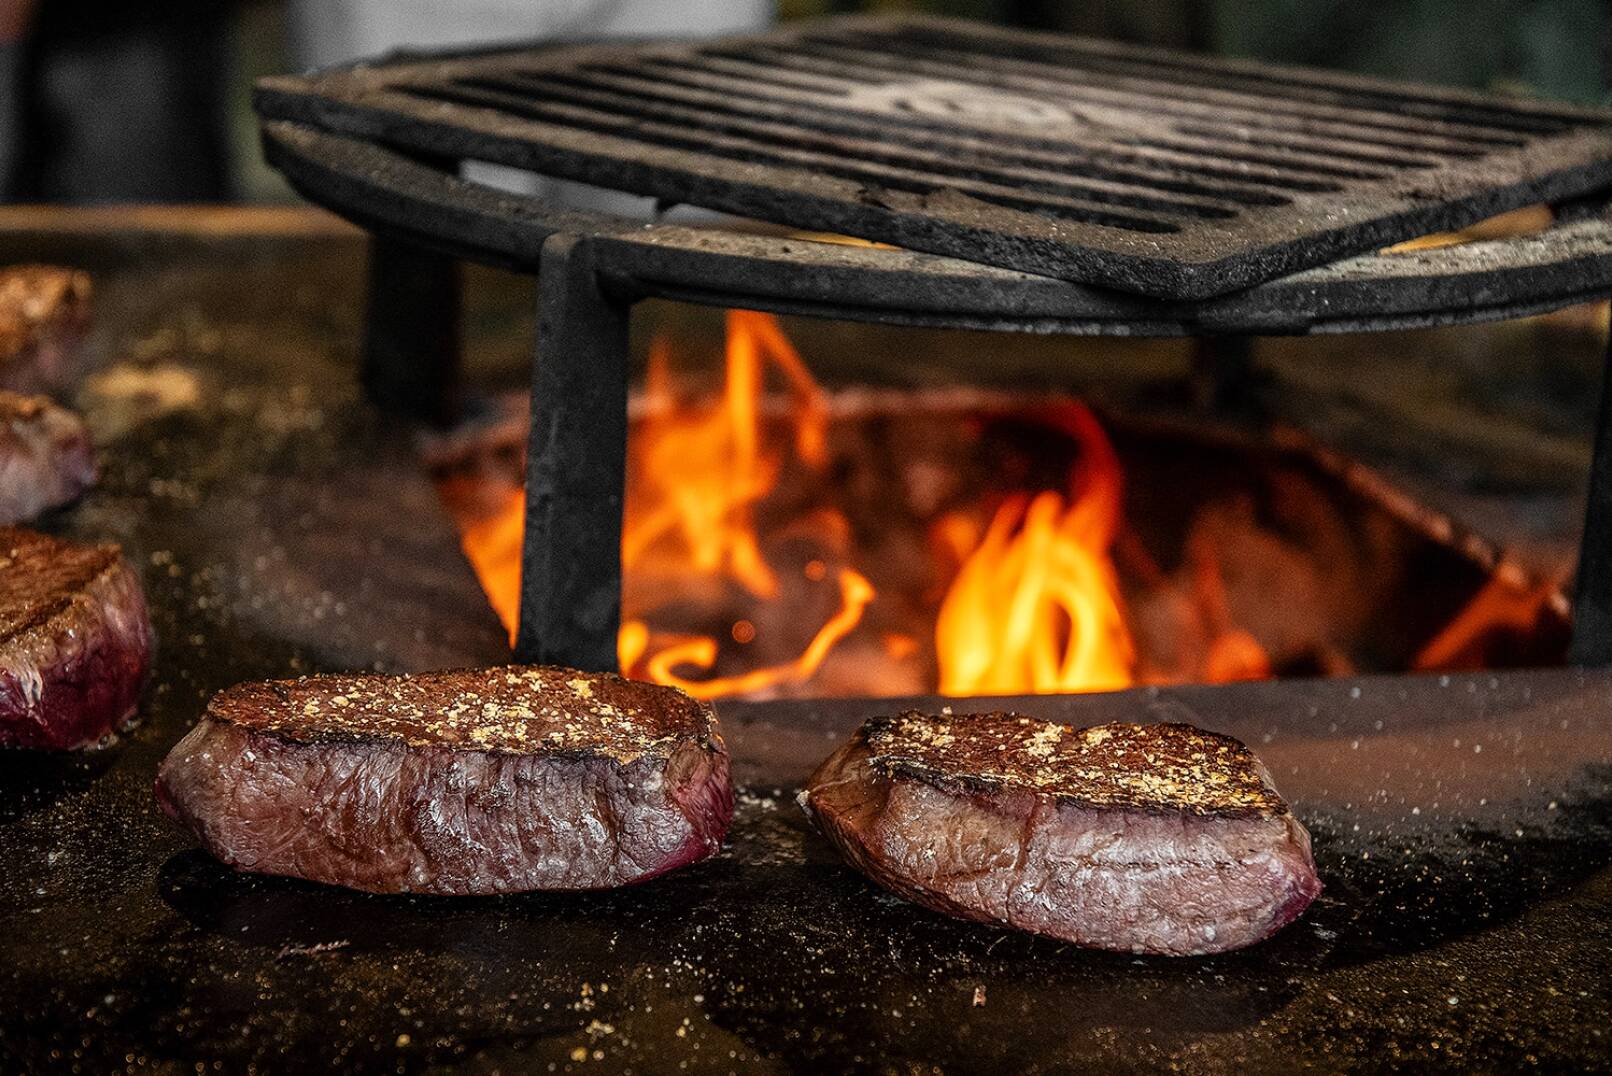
[[255, 15, 1612, 299]]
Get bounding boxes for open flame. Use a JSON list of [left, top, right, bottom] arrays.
[[616, 311, 870, 698], [450, 311, 880, 699], [451, 311, 1278, 700], [1412, 570, 1563, 671], [621, 313, 826, 600], [933, 402, 1135, 695]]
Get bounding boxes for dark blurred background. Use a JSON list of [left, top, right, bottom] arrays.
[[0, 0, 1607, 206]]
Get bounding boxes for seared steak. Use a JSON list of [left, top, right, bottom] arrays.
[[0, 392, 95, 523], [156, 666, 734, 894], [0, 528, 153, 750], [801, 712, 1321, 956], [0, 267, 91, 392]]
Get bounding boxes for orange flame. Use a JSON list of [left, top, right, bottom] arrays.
[[621, 311, 827, 600], [453, 310, 872, 698], [1187, 525, 1273, 684], [450, 319, 1280, 700], [622, 567, 874, 700], [1412, 571, 1560, 670], [933, 405, 1135, 696], [457, 487, 525, 636], [614, 310, 866, 696]]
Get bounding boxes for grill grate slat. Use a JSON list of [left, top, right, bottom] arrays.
[[791, 35, 1528, 154], [398, 82, 1191, 232], [474, 71, 1287, 212], [539, 66, 1303, 202], [254, 14, 1612, 299], [656, 52, 1396, 183], [882, 22, 1579, 135], [741, 42, 1459, 169], [773, 35, 1515, 155]]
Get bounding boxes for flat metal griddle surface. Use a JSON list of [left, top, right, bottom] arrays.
[[1, 220, 1611, 1073], [253, 15, 1612, 299]]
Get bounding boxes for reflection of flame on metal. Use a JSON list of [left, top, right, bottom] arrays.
[[1382, 203, 1553, 254]]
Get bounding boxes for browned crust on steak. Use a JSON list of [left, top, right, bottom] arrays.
[[802, 717, 1320, 955], [0, 528, 153, 750], [0, 528, 124, 645], [862, 711, 1287, 817], [160, 667, 733, 893], [205, 665, 721, 764]]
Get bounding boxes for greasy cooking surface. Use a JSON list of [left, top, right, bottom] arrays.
[[0, 527, 118, 645], [0, 220, 1609, 1071], [254, 15, 1612, 298], [211, 666, 716, 761], [866, 712, 1286, 815]]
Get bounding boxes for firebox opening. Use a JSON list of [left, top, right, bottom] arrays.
[[430, 308, 1572, 701]]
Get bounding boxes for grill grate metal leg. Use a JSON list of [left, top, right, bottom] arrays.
[[1571, 323, 1612, 665], [1191, 334, 1272, 421], [360, 236, 462, 426], [514, 234, 631, 671]]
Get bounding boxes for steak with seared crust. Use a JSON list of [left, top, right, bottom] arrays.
[[0, 528, 153, 750], [801, 712, 1321, 956], [0, 392, 95, 523], [156, 666, 734, 895]]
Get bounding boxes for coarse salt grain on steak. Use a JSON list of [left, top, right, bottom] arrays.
[[801, 712, 1321, 956], [156, 666, 734, 895], [0, 392, 95, 523], [0, 528, 153, 750]]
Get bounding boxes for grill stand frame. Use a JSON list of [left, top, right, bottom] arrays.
[[362, 236, 462, 426], [307, 119, 1612, 673], [464, 236, 1610, 672], [512, 234, 632, 669], [252, 15, 1612, 301], [1571, 328, 1612, 665]]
